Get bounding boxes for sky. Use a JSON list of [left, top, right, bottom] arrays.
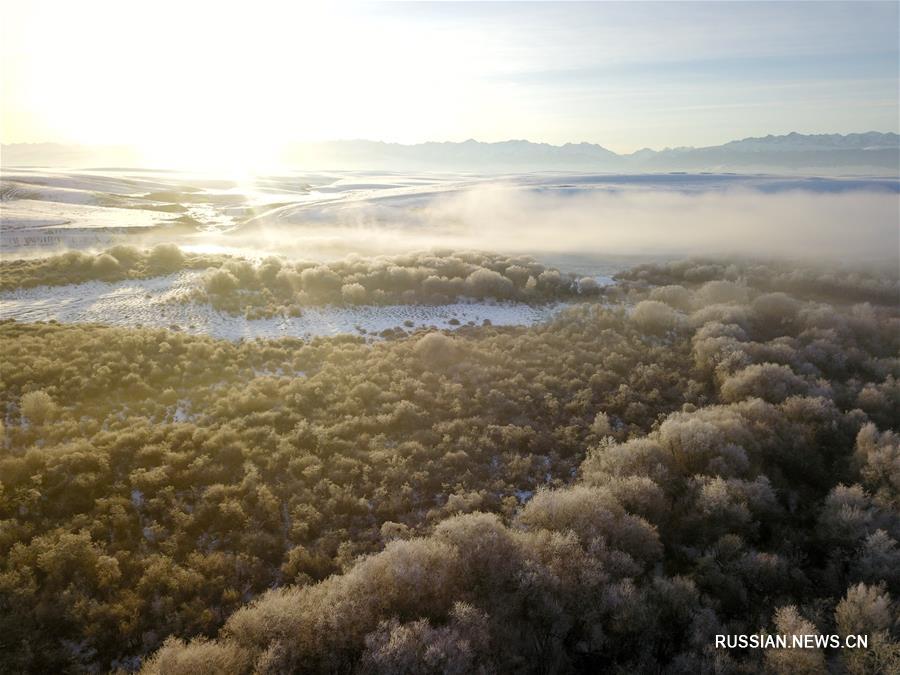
[[1, 0, 898, 165]]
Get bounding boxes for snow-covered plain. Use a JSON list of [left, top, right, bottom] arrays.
[[0, 272, 567, 341]]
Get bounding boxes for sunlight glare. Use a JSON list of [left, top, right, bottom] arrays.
[[3, 0, 500, 171]]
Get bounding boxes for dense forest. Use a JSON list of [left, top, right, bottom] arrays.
[[0, 255, 898, 673]]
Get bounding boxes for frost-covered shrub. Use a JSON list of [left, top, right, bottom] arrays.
[[205, 269, 239, 295], [695, 280, 749, 306], [720, 363, 809, 403], [631, 300, 681, 334], [141, 638, 252, 675], [147, 243, 185, 273], [341, 282, 368, 305], [20, 390, 57, 425], [649, 284, 692, 311], [300, 266, 342, 294], [107, 244, 142, 268], [578, 277, 600, 294], [464, 268, 514, 298], [91, 253, 120, 276], [413, 332, 459, 368], [751, 292, 800, 324], [764, 606, 826, 674]]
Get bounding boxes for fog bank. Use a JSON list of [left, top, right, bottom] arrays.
[[236, 185, 899, 264]]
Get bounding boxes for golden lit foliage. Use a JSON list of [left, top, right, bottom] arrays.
[[0, 257, 898, 672]]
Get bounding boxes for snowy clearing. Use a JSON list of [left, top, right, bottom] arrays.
[[0, 272, 567, 341]]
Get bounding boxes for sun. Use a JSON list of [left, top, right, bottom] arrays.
[[2, 1, 503, 168]]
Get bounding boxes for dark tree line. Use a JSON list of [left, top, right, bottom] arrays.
[[0, 247, 596, 319]]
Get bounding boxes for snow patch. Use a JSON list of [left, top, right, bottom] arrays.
[[0, 273, 568, 341]]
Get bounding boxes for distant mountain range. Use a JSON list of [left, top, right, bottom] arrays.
[[3, 132, 898, 174]]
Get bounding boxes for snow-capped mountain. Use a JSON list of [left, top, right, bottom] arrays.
[[3, 133, 897, 174]]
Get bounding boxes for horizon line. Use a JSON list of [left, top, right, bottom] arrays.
[[2, 129, 899, 156]]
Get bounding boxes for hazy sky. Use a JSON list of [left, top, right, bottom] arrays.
[[2, 1, 898, 162]]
